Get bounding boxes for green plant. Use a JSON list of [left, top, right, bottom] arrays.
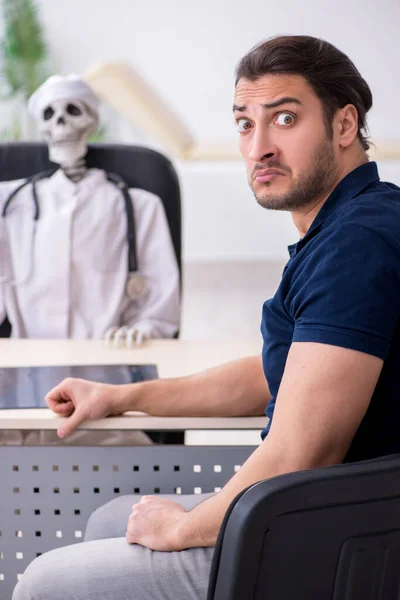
[[89, 125, 108, 143], [0, 120, 22, 140], [0, 0, 49, 100]]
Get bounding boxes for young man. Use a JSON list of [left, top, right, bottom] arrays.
[[13, 35, 400, 600]]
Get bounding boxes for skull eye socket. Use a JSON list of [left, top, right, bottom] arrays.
[[66, 103, 82, 116], [43, 106, 54, 121]]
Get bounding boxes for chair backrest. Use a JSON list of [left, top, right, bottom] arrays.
[[0, 142, 182, 338], [207, 453, 400, 600]]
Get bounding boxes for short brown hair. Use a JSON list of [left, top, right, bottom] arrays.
[[235, 35, 372, 151]]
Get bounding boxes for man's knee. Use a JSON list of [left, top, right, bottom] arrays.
[[12, 552, 53, 600], [12, 579, 28, 600], [13, 536, 213, 600]]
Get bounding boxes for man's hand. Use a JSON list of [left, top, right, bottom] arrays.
[[45, 378, 126, 439], [126, 494, 228, 551], [126, 496, 190, 551]]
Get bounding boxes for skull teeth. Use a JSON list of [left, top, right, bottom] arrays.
[[52, 136, 82, 145]]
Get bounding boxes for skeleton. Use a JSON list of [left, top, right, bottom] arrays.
[[26, 74, 177, 347]]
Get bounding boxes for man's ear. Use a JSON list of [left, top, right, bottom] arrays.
[[336, 104, 359, 149]]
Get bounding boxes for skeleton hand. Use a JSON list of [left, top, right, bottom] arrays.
[[104, 322, 154, 348]]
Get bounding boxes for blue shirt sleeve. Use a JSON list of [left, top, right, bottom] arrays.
[[288, 224, 400, 360]]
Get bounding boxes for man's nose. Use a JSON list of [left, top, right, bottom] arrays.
[[57, 116, 66, 125], [248, 131, 277, 162]]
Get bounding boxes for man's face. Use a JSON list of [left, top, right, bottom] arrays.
[[233, 74, 339, 211]]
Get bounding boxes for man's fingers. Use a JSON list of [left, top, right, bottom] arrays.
[[139, 495, 157, 504], [57, 409, 87, 439], [45, 379, 74, 408], [45, 394, 64, 411], [50, 401, 74, 416]]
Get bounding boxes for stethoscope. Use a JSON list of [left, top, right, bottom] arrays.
[[0, 170, 149, 301]]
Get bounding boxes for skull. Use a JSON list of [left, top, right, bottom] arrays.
[[39, 99, 99, 167]]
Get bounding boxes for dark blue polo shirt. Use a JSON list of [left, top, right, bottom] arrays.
[[260, 162, 400, 462]]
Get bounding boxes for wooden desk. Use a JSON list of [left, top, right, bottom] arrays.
[[0, 338, 266, 431]]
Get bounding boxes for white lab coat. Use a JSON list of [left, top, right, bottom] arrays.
[[0, 168, 180, 338]]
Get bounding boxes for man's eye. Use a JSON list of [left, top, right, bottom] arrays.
[[237, 119, 252, 133], [275, 112, 295, 126]]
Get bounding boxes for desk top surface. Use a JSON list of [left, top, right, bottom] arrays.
[[0, 339, 267, 431]]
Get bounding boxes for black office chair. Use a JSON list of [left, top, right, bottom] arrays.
[[207, 453, 400, 599], [0, 141, 182, 338]]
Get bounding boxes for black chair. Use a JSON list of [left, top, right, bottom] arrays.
[[0, 141, 182, 338], [207, 453, 400, 599]]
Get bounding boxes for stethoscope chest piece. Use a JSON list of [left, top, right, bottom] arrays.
[[126, 272, 149, 301]]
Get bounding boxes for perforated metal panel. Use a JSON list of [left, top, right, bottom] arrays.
[[0, 445, 254, 600]]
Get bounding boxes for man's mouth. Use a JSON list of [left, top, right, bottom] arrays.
[[254, 169, 285, 183]]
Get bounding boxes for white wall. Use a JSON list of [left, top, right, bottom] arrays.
[[7, 0, 400, 259], [174, 161, 299, 260], [36, 0, 400, 141]]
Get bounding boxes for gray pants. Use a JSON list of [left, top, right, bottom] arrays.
[[12, 494, 215, 600]]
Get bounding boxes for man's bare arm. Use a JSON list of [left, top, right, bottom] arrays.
[[182, 342, 383, 546], [117, 355, 270, 417], [45, 355, 271, 437], [126, 342, 383, 550]]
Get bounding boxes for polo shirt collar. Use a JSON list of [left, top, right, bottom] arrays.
[[307, 161, 379, 234], [288, 161, 380, 257]]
